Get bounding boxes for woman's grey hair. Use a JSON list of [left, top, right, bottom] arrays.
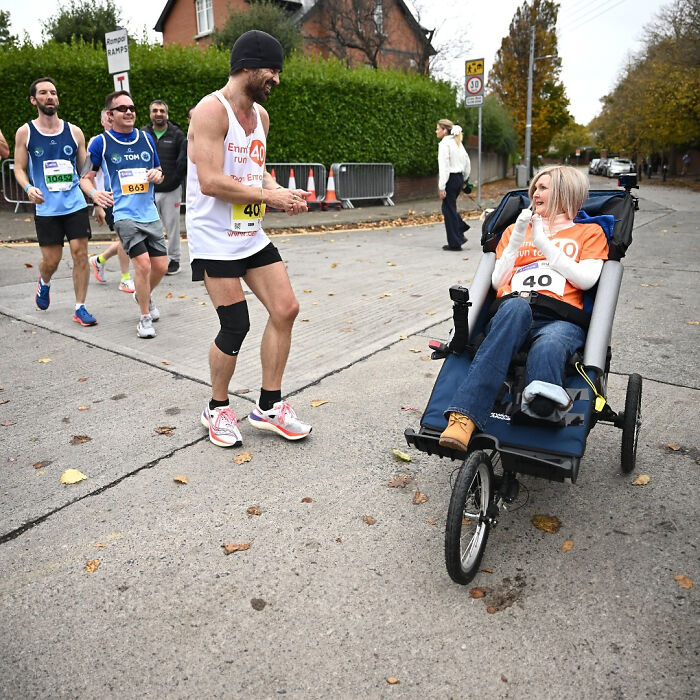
[[529, 165, 589, 219]]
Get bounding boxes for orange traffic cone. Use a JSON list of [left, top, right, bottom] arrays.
[[322, 170, 342, 210], [287, 167, 296, 191], [303, 168, 321, 211]]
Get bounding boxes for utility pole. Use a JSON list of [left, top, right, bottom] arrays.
[[524, 26, 535, 181]]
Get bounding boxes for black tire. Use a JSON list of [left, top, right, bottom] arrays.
[[621, 373, 642, 473], [445, 450, 494, 585]]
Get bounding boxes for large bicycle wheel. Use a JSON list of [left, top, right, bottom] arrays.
[[621, 373, 642, 473], [445, 450, 495, 585]]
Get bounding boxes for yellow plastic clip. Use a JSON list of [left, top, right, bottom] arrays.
[[575, 362, 606, 413]]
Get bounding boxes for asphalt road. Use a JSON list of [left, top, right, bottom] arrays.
[[0, 178, 697, 699]]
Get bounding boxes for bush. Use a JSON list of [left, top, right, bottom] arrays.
[[0, 41, 463, 176]]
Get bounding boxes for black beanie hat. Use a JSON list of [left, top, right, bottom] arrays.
[[230, 30, 284, 73]]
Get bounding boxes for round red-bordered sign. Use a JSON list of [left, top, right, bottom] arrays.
[[466, 76, 483, 95]]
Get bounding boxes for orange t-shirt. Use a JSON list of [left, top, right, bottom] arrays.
[[495, 222, 608, 309]]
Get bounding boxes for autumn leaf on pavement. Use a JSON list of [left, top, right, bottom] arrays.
[[388, 473, 411, 488], [155, 425, 176, 436], [562, 539, 574, 553], [632, 474, 650, 485], [675, 574, 693, 589], [233, 451, 252, 465], [310, 399, 328, 407], [222, 543, 250, 555], [400, 405, 420, 411], [363, 515, 377, 525], [165, 292, 173, 298], [78, 405, 90, 411], [247, 505, 261, 516], [24, 262, 33, 268], [665, 443, 681, 451], [392, 449, 411, 462], [301, 496, 313, 503], [173, 476, 188, 484], [409, 348, 421, 353], [250, 598, 267, 610], [532, 514, 561, 533], [70, 435, 91, 445], [470, 587, 487, 599], [85, 560, 100, 573], [60, 469, 87, 484], [1, 419, 16, 426], [386, 678, 400, 685], [413, 491, 428, 505]]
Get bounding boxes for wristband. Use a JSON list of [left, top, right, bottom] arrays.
[[24, 183, 32, 193], [89, 188, 97, 199], [260, 185, 265, 204]]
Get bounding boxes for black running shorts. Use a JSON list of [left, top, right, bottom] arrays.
[[35, 207, 91, 246], [191, 242, 282, 281]]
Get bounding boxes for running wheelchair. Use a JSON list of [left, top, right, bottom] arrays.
[[404, 175, 642, 585]]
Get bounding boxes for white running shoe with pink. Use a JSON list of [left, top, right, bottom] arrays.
[[247, 401, 312, 440], [201, 405, 243, 448]]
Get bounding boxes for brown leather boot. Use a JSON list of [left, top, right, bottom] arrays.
[[439, 412, 476, 452]]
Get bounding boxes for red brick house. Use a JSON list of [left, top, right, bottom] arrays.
[[154, 0, 436, 73]]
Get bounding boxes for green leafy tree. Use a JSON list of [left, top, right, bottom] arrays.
[[591, 0, 700, 155], [462, 95, 517, 155], [0, 10, 18, 48], [44, 0, 123, 47], [212, 0, 301, 58], [551, 122, 591, 159], [488, 0, 569, 157]]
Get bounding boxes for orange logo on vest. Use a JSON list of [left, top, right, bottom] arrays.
[[249, 140, 265, 167]]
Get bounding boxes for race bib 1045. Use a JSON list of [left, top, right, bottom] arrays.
[[43, 159, 74, 191]]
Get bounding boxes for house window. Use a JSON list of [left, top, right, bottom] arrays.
[[374, 1, 383, 34], [196, 0, 214, 36]]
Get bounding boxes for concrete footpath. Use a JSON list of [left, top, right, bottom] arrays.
[[0, 176, 697, 698]]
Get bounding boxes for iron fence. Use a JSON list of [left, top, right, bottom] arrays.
[[330, 163, 394, 208]]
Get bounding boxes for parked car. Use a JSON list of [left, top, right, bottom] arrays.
[[595, 157, 612, 175], [589, 158, 600, 174], [606, 158, 634, 177]]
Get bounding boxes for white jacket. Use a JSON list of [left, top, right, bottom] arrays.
[[438, 135, 471, 190]]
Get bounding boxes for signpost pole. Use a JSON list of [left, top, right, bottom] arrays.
[[477, 105, 482, 207]]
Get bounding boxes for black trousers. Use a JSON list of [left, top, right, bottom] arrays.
[[442, 172, 468, 248]]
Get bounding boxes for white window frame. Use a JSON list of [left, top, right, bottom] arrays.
[[374, 1, 384, 34], [195, 0, 214, 37]]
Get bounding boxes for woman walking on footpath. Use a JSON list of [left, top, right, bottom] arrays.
[[436, 119, 471, 251]]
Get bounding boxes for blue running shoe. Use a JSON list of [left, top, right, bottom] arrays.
[[72, 305, 97, 326], [35, 278, 50, 310]]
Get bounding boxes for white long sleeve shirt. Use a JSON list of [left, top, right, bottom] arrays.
[[438, 135, 471, 190]]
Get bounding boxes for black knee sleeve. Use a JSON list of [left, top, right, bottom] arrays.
[[214, 301, 250, 356]]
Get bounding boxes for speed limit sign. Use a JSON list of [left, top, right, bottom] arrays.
[[464, 57, 484, 107], [466, 75, 483, 95]]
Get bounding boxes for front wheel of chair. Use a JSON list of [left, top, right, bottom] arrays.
[[621, 373, 642, 473], [445, 450, 494, 585]]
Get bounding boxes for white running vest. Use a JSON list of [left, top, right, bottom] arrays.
[[186, 91, 269, 260]]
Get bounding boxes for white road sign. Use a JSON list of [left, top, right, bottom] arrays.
[[112, 72, 130, 93], [105, 29, 130, 74]]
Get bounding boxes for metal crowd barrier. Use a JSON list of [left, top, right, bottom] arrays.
[[330, 162, 394, 208], [2, 159, 31, 212], [266, 163, 327, 200]]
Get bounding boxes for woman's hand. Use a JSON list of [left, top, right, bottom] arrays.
[[439, 189, 446, 200], [531, 214, 549, 252], [507, 208, 532, 249]]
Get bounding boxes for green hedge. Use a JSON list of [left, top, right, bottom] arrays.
[[0, 41, 460, 176]]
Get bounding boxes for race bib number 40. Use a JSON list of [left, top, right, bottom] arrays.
[[231, 202, 265, 233], [511, 261, 566, 297], [43, 159, 74, 191], [118, 168, 149, 195]]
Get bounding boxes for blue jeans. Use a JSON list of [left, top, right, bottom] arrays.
[[446, 296, 586, 429]]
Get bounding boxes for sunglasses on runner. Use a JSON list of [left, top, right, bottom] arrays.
[[111, 104, 136, 113]]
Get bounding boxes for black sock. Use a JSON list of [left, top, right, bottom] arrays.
[[209, 398, 229, 411], [259, 388, 281, 411]]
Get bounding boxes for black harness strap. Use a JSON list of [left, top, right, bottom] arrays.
[[489, 291, 591, 329]]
